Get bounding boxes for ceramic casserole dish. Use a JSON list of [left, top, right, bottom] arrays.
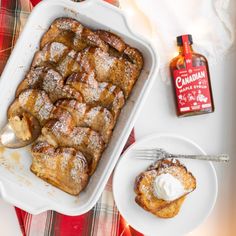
[[0, 0, 159, 215]]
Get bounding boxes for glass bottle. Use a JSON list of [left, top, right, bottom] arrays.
[[170, 34, 214, 117]]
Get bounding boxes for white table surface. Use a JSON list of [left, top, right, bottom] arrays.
[[0, 4, 236, 236], [1, 48, 235, 236], [135, 49, 236, 236]]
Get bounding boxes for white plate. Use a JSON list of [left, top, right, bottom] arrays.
[[113, 134, 218, 236]]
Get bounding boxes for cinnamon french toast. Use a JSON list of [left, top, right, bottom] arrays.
[[95, 30, 126, 53], [40, 18, 108, 52], [16, 67, 83, 103], [42, 120, 104, 175], [8, 89, 54, 126], [33, 19, 143, 100], [33, 41, 143, 98], [7, 17, 143, 195], [66, 71, 125, 120], [32, 42, 82, 78], [31, 141, 89, 195], [8, 89, 54, 141], [134, 159, 196, 218], [55, 99, 115, 144], [77, 46, 143, 98], [43, 105, 105, 175]]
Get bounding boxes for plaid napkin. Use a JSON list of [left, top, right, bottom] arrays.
[[0, 0, 143, 235]]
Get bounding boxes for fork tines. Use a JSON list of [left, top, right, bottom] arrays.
[[134, 148, 167, 160]]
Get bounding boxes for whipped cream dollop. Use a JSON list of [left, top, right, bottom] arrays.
[[153, 173, 185, 201]]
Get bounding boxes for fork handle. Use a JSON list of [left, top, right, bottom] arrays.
[[168, 153, 229, 162]]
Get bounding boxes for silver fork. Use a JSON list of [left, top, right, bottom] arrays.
[[134, 148, 230, 162]]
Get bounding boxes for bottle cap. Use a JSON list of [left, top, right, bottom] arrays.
[[177, 34, 193, 46]]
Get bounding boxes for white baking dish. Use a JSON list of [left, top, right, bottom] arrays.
[[0, 0, 159, 215]]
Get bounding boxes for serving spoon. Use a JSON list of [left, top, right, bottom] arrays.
[[0, 121, 41, 149]]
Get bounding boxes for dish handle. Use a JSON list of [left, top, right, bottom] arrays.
[[38, 0, 139, 38], [66, 0, 135, 37], [0, 178, 49, 214]]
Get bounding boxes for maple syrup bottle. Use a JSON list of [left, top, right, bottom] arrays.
[[170, 35, 214, 117]]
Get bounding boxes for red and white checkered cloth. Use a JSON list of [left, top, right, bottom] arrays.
[[0, 0, 144, 235]]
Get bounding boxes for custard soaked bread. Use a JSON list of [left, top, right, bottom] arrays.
[[32, 42, 81, 78], [43, 105, 105, 175], [8, 89, 54, 141], [8, 89, 54, 127], [77, 46, 143, 98], [40, 18, 108, 52], [134, 159, 196, 218], [7, 17, 143, 195], [33, 41, 143, 98], [31, 141, 89, 195], [55, 99, 115, 144], [66, 71, 125, 120], [16, 67, 83, 103], [41, 122, 104, 175]]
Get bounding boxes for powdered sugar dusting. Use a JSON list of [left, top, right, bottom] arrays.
[[10, 17, 143, 194]]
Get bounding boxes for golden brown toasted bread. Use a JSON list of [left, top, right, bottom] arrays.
[[40, 18, 108, 52], [152, 196, 186, 218], [7, 89, 54, 141], [16, 67, 83, 103], [32, 42, 82, 78], [8, 89, 54, 126], [66, 71, 125, 120], [55, 99, 115, 144], [95, 30, 126, 53], [32, 42, 69, 67], [41, 118, 105, 175], [134, 159, 196, 218], [77, 46, 143, 98], [31, 141, 89, 195], [34, 39, 143, 99], [7, 17, 144, 196], [8, 112, 34, 141]]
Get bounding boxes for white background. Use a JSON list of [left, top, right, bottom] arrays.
[[0, 1, 236, 236], [135, 49, 236, 236]]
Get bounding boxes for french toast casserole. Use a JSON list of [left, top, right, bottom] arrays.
[[7, 18, 144, 195]]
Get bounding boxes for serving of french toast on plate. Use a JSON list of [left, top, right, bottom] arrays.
[[112, 134, 218, 235], [134, 158, 196, 218]]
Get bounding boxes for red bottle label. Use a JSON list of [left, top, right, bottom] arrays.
[[173, 66, 212, 113]]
